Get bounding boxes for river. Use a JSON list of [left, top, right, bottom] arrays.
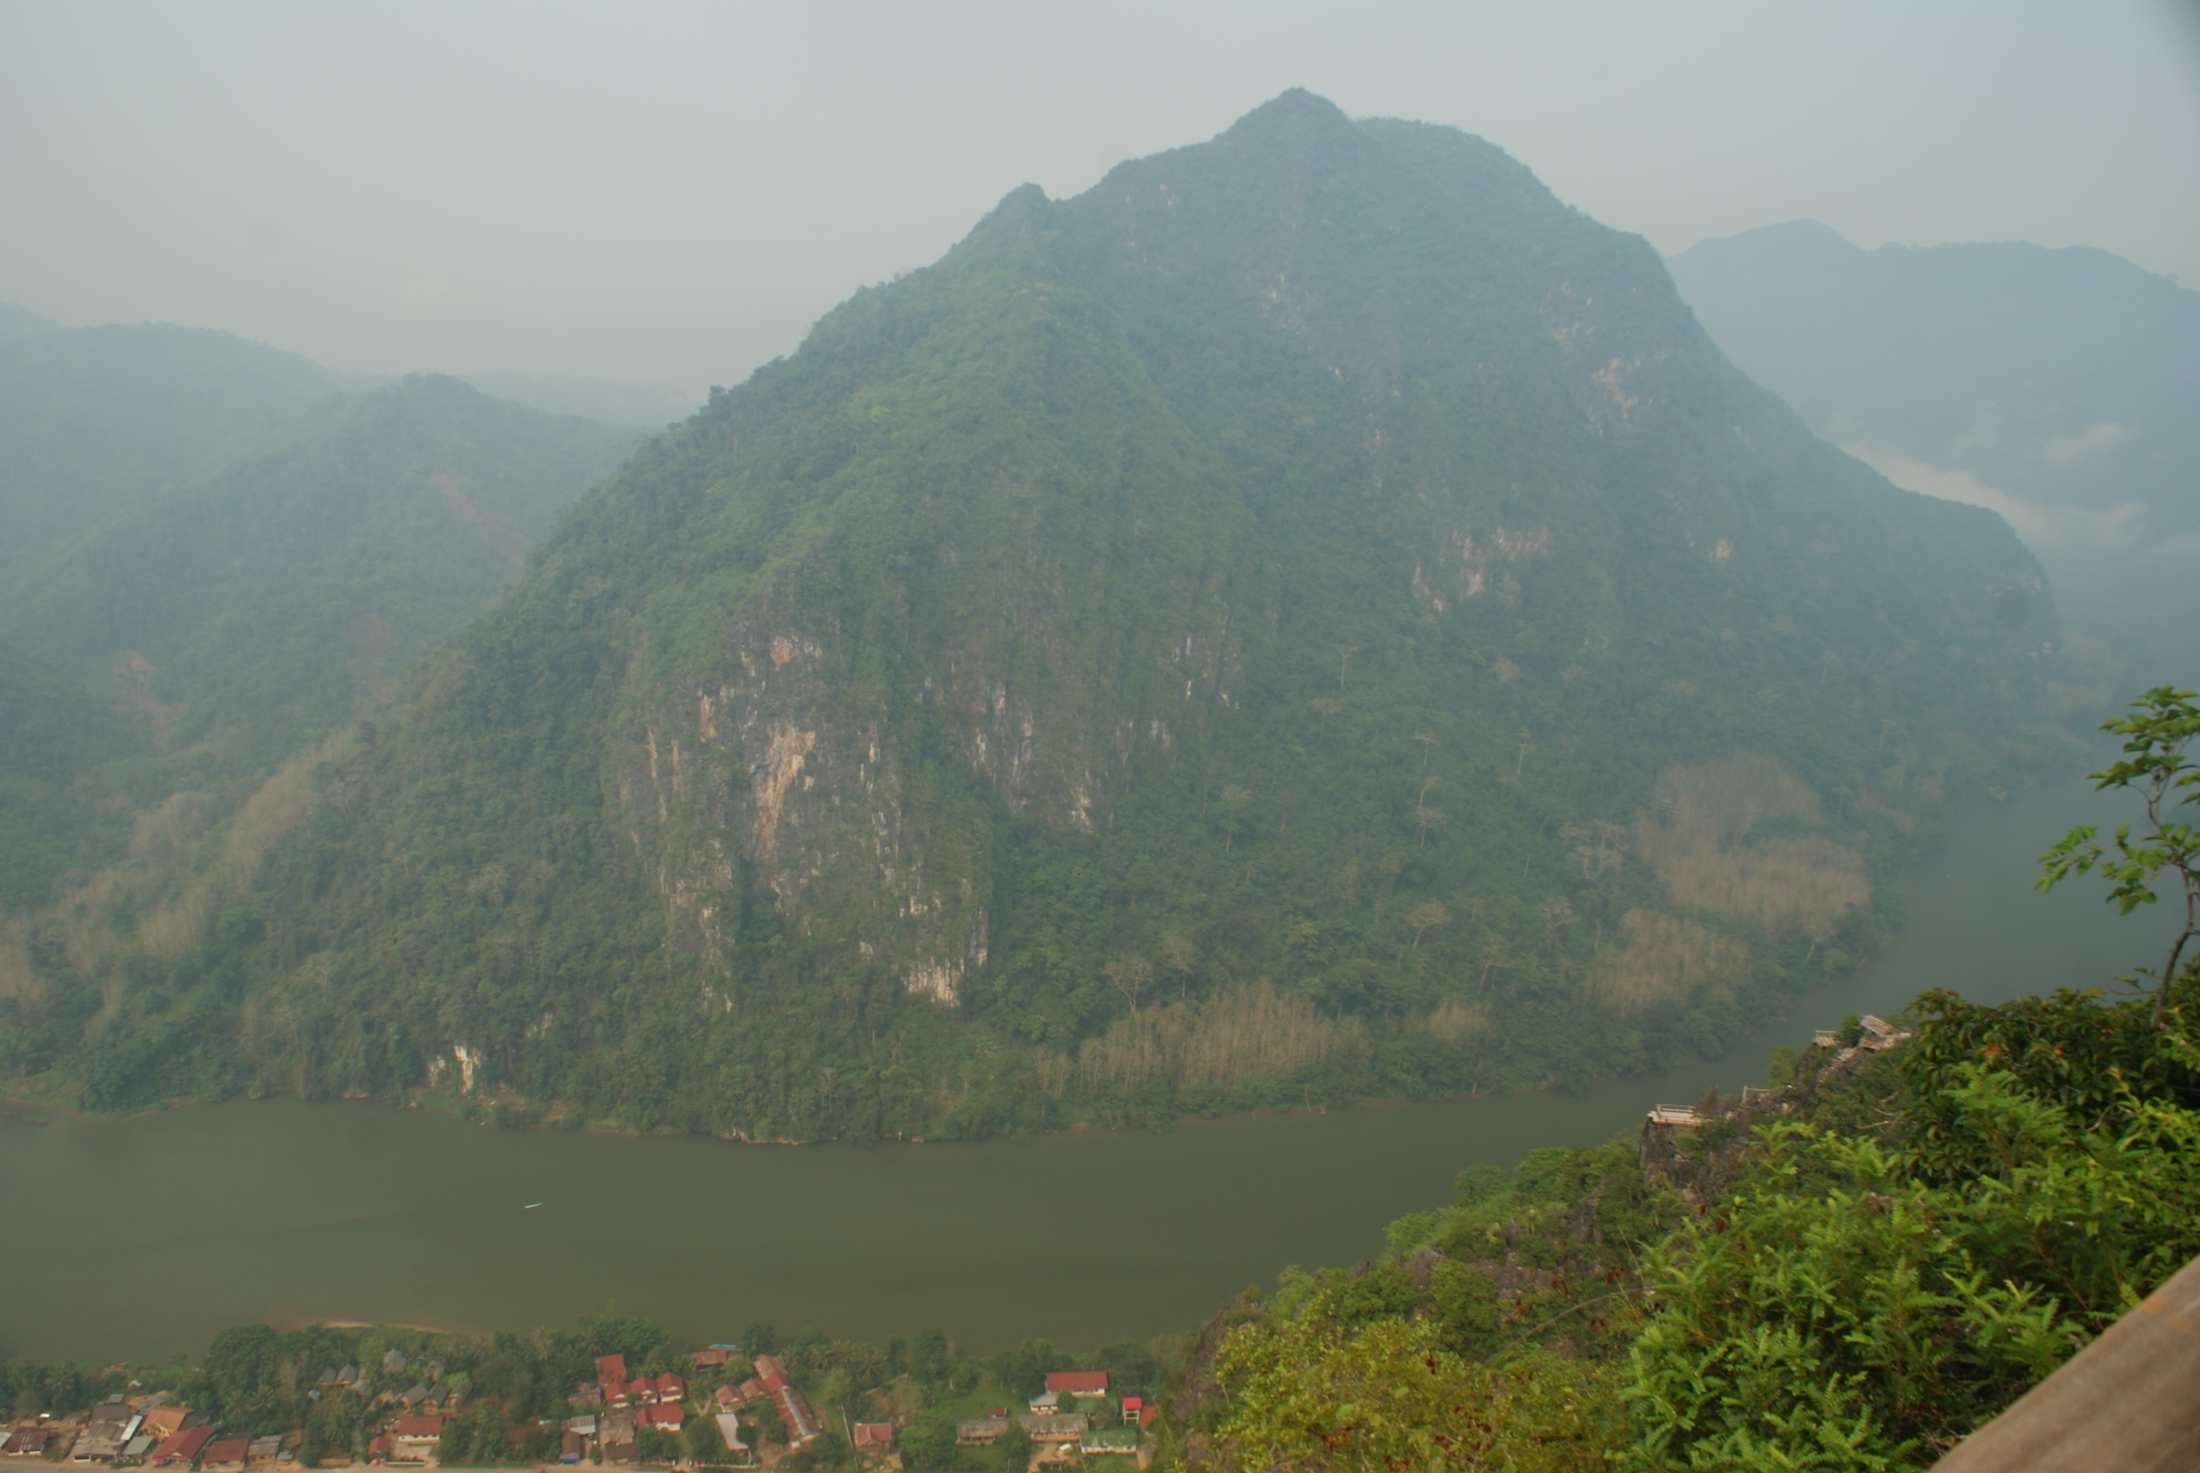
[[1, 777, 2174, 1363]]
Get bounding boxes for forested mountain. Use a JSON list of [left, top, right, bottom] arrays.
[[6, 92, 2057, 1131], [0, 374, 636, 1068], [0, 302, 59, 342], [461, 370, 700, 429], [1670, 222, 2200, 680], [0, 323, 347, 582]]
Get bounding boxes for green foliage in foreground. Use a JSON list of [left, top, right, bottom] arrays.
[[1176, 972, 2200, 1472]]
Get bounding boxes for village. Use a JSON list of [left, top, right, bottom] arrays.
[[1, 1342, 1152, 1473]]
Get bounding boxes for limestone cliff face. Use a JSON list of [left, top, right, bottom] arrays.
[[612, 541, 1253, 1003]]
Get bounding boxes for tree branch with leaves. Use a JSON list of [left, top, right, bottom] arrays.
[[2038, 685, 2200, 1024]]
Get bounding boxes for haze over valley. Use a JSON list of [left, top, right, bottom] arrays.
[[5, 6, 2198, 1470]]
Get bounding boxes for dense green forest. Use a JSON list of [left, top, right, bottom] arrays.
[[0, 363, 637, 1079], [1168, 687, 2200, 1468], [0, 90, 2062, 1134], [1669, 221, 2200, 685]]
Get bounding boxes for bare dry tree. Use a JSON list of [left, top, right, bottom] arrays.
[[1104, 956, 1154, 1014], [1405, 899, 1450, 951], [1414, 777, 1445, 849]]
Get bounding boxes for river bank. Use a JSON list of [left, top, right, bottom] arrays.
[[1, 779, 2171, 1364]]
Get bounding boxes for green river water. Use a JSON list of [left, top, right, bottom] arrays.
[[1, 779, 2174, 1362]]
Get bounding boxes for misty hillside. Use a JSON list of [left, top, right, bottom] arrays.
[[12, 92, 2056, 1131], [1670, 223, 2200, 674], [0, 323, 348, 581], [1669, 223, 2198, 532], [461, 370, 700, 429], [0, 302, 59, 342], [5, 373, 641, 774], [0, 374, 637, 1046]]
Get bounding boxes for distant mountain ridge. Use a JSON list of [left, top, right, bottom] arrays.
[[0, 302, 60, 341], [8, 93, 2057, 1131], [0, 323, 348, 582], [0, 354, 638, 1065], [1669, 220, 2200, 680], [1670, 221, 2198, 532]]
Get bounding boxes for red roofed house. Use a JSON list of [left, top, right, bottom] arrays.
[[151, 1428, 216, 1466], [713, 1386, 743, 1414], [1045, 1372, 1109, 1400], [201, 1437, 251, 1471], [644, 1405, 685, 1433], [851, 1422, 895, 1453], [737, 1379, 766, 1404], [366, 1435, 390, 1463], [140, 1408, 190, 1444], [596, 1356, 629, 1407], [655, 1373, 685, 1405], [1121, 1398, 1144, 1426], [690, 1349, 730, 1371], [750, 1358, 817, 1447], [630, 1378, 657, 1407], [390, 1416, 444, 1463]]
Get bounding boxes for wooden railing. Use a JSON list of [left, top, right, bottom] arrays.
[[1931, 1253, 2200, 1470]]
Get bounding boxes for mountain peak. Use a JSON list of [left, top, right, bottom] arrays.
[[1221, 87, 1354, 144]]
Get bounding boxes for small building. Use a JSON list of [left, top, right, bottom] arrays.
[[1080, 1428, 1140, 1457], [558, 1431, 582, 1465], [1027, 1390, 1060, 1416], [956, 1420, 1008, 1447], [200, 1438, 250, 1472], [1858, 1014, 1910, 1050], [1019, 1415, 1087, 1445], [246, 1437, 280, 1463], [150, 1428, 214, 1467], [642, 1405, 683, 1434], [139, 1410, 189, 1444], [122, 1436, 155, 1462], [1120, 1398, 1143, 1426], [388, 1416, 443, 1464], [690, 1349, 730, 1371], [365, 1436, 389, 1464], [630, 1378, 656, 1408], [1045, 1372, 1109, 1401], [596, 1355, 629, 1408], [603, 1441, 636, 1466], [563, 1417, 596, 1439], [655, 1373, 685, 1406], [851, 1422, 894, 1454], [74, 1423, 127, 1462], [735, 1379, 766, 1405], [712, 1415, 747, 1457], [712, 1386, 743, 1414], [6, 1430, 57, 1458]]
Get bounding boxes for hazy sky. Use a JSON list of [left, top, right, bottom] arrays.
[[5, 0, 2197, 396]]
